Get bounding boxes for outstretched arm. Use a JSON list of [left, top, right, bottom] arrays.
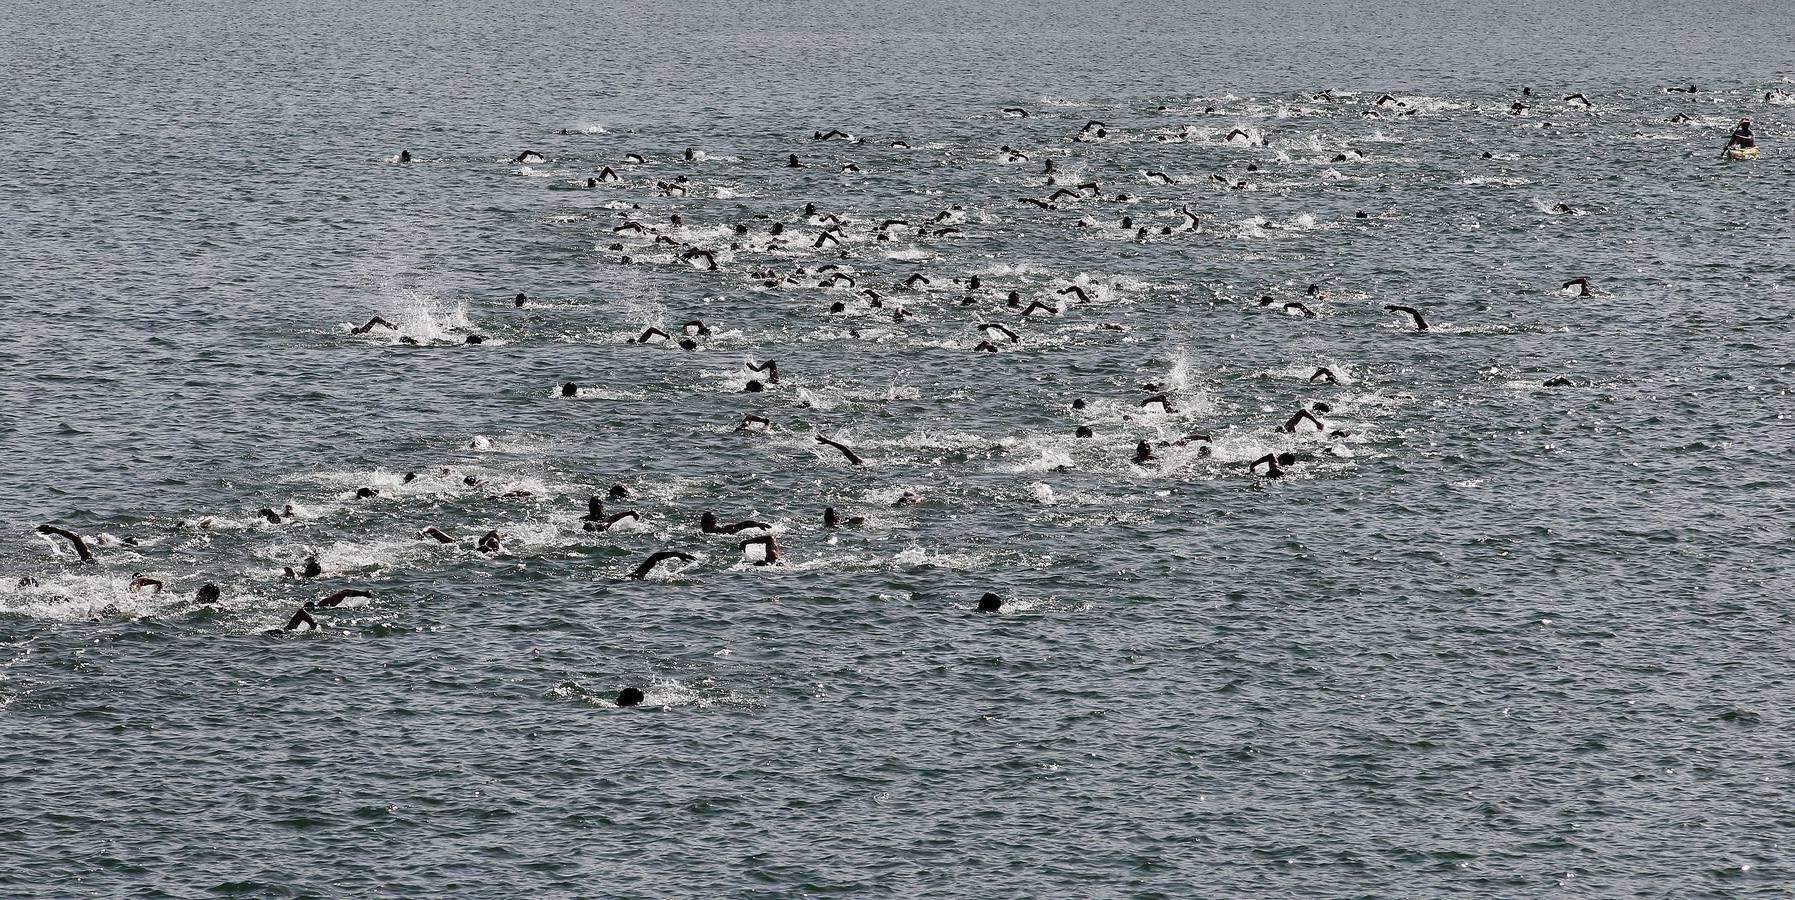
[[351, 316, 397, 334], [1384, 304, 1429, 331], [629, 550, 695, 580], [1282, 409, 1322, 432], [816, 435, 864, 466], [36, 525, 95, 563], [309, 588, 375, 609]]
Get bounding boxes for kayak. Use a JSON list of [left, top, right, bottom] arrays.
[[1726, 146, 1761, 160]]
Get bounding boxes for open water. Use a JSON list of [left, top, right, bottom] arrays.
[[3, 1, 1795, 896]]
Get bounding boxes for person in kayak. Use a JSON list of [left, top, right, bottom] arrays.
[[1727, 119, 1756, 151]]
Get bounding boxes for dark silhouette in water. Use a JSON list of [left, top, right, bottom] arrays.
[[307, 588, 374, 610], [702, 512, 770, 535], [629, 550, 695, 579], [36, 525, 95, 563], [1384, 304, 1429, 331], [816, 435, 864, 465]]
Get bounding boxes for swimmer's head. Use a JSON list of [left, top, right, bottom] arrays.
[[977, 592, 1003, 612], [561, 382, 578, 397], [616, 687, 644, 708], [196, 583, 221, 604]]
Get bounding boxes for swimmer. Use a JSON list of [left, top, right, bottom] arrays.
[[1543, 376, 1575, 387], [627, 550, 696, 580], [196, 583, 221, 605], [630, 327, 671, 345], [355, 487, 379, 499], [513, 150, 545, 163], [1132, 441, 1157, 464], [514, 292, 529, 307], [702, 512, 770, 535], [1249, 452, 1296, 478], [1019, 198, 1054, 210], [1309, 367, 1339, 384], [813, 231, 843, 249], [257, 508, 284, 525], [477, 530, 502, 554], [275, 608, 319, 633], [746, 359, 780, 383], [681, 248, 717, 271], [418, 527, 455, 544], [786, 154, 804, 168], [1140, 393, 1175, 412], [1224, 128, 1253, 143], [283, 556, 322, 579], [306, 588, 374, 610], [1075, 425, 1094, 438], [1145, 170, 1176, 185], [1283, 301, 1317, 318], [560, 382, 579, 397], [129, 575, 163, 595], [1280, 408, 1324, 433], [351, 316, 398, 334], [823, 507, 864, 528], [978, 322, 1019, 343], [1171, 430, 1212, 449], [816, 435, 864, 466], [1178, 206, 1200, 230], [1020, 300, 1058, 317], [1561, 277, 1592, 297], [743, 380, 766, 393], [1384, 304, 1429, 331], [903, 273, 931, 289], [973, 340, 999, 353], [738, 534, 780, 566], [464, 334, 485, 345], [1563, 92, 1591, 107], [1726, 119, 1756, 152], [738, 414, 770, 431], [398, 150, 412, 163], [586, 510, 641, 533], [615, 687, 645, 708], [1002, 107, 1031, 118], [597, 166, 620, 182], [623, 153, 646, 164], [609, 483, 632, 499], [976, 592, 1003, 612]]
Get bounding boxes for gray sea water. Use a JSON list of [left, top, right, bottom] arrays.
[[4, 1, 1795, 896]]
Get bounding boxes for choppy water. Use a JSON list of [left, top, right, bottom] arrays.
[[4, 1, 1795, 895]]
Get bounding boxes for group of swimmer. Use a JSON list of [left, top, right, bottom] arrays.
[[22, 86, 1776, 709]]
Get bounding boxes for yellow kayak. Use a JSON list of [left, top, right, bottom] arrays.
[[1726, 146, 1760, 160]]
